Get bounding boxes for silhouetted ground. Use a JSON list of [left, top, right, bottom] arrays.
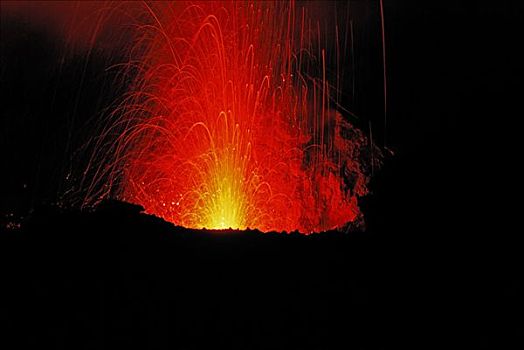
[[1, 198, 521, 350]]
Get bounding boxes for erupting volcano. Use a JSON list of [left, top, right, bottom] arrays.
[[83, 1, 381, 233]]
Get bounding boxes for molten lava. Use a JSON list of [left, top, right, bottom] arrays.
[[85, 1, 380, 233]]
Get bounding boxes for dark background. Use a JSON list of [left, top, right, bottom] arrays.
[[1, 1, 522, 349]]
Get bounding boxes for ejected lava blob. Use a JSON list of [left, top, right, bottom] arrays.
[[82, 1, 381, 233]]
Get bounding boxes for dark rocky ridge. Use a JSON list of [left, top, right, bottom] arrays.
[[1, 199, 521, 349]]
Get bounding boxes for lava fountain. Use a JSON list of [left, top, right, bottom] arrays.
[[82, 1, 381, 233]]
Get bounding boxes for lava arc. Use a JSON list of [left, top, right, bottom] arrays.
[[84, 1, 380, 233]]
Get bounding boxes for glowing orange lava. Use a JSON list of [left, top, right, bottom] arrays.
[[85, 1, 379, 233]]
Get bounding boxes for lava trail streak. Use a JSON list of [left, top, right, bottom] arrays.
[[84, 1, 379, 233]]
